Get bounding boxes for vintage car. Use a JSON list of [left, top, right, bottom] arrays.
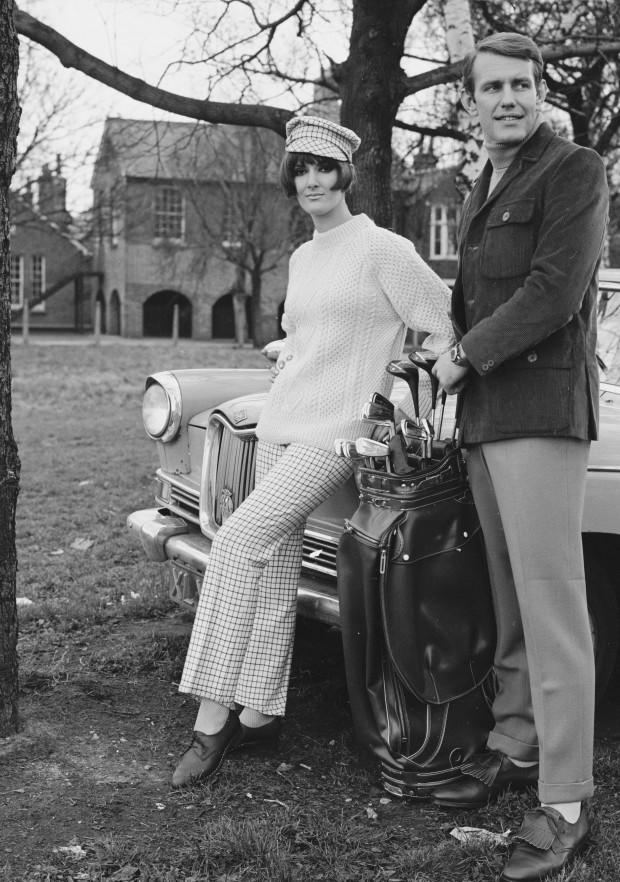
[[128, 269, 620, 697]]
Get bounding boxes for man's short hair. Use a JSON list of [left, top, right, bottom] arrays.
[[279, 153, 356, 198], [462, 32, 544, 96]]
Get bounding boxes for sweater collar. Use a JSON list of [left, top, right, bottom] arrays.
[[312, 213, 372, 248]]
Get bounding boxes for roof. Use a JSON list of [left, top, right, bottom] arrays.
[[93, 118, 284, 184], [9, 192, 91, 256]]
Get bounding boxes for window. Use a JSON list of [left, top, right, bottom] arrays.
[[430, 204, 459, 259], [31, 254, 46, 313], [155, 186, 184, 239], [10, 255, 23, 309]]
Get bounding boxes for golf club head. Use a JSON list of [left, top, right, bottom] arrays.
[[409, 350, 440, 413], [386, 359, 420, 419], [355, 437, 392, 471], [333, 438, 347, 456], [361, 399, 394, 422], [371, 391, 395, 415], [355, 437, 390, 458], [340, 440, 363, 459]]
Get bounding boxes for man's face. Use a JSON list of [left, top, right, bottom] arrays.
[[463, 52, 546, 148]]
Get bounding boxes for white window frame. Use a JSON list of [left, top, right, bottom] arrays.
[[154, 186, 185, 240], [10, 255, 23, 310], [430, 203, 459, 259], [31, 254, 46, 313]]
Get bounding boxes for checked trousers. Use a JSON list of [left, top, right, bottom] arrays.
[[179, 440, 353, 716]]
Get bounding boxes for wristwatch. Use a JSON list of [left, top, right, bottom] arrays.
[[450, 342, 470, 367]]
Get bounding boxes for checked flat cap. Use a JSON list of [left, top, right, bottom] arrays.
[[285, 116, 361, 162]]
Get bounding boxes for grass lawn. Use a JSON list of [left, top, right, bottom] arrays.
[[2, 335, 620, 881]]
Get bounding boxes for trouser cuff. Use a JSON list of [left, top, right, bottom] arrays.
[[487, 730, 539, 763], [539, 778, 594, 804]]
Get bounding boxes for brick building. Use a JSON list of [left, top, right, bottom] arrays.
[[91, 119, 302, 341], [10, 162, 94, 333], [394, 152, 462, 285]]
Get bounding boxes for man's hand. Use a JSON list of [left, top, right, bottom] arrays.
[[433, 351, 470, 395]]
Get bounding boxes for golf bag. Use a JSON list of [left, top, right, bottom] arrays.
[[337, 444, 496, 799]]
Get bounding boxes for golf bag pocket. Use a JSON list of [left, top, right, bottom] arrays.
[[337, 447, 495, 798]]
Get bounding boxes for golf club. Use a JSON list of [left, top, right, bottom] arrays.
[[355, 437, 392, 472], [408, 351, 440, 433], [361, 400, 396, 438], [385, 359, 420, 421]]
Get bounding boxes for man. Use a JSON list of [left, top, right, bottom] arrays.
[[432, 32, 608, 882]]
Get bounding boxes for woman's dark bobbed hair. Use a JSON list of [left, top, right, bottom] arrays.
[[279, 152, 356, 197]]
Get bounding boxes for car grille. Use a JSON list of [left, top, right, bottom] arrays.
[[211, 420, 258, 527], [202, 418, 340, 579], [169, 483, 200, 520], [302, 532, 338, 579]]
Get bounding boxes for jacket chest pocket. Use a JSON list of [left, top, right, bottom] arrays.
[[481, 198, 535, 279]]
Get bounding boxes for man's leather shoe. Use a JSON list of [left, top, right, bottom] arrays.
[[171, 711, 242, 788], [432, 750, 538, 809], [238, 717, 282, 748], [501, 805, 589, 881]]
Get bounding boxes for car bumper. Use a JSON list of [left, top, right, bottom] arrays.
[[127, 508, 341, 626]]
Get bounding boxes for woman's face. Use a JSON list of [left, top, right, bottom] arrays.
[[293, 158, 346, 223]]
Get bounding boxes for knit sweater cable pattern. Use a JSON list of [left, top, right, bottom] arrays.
[[256, 214, 453, 452]]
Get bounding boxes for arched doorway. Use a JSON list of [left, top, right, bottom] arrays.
[[95, 290, 106, 334], [143, 290, 192, 338], [212, 292, 252, 340], [108, 289, 121, 335]]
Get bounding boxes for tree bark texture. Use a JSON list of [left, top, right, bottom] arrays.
[[0, 0, 22, 737], [338, 0, 424, 227]]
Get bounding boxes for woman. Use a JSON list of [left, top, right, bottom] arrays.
[[172, 115, 453, 787]]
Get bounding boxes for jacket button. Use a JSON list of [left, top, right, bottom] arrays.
[[527, 352, 538, 363], [487, 359, 495, 367], [482, 362, 489, 371], [502, 211, 510, 221]]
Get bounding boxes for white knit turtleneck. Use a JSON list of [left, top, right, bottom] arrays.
[[256, 213, 453, 451]]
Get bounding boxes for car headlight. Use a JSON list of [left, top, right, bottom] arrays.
[[142, 374, 182, 442]]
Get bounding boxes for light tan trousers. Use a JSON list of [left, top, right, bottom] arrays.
[[466, 437, 594, 804]]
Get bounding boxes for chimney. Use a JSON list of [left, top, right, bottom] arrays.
[[37, 155, 72, 228]]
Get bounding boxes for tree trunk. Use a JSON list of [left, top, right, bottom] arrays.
[[0, 0, 22, 737], [443, 0, 475, 62], [249, 265, 266, 349], [338, 0, 420, 228]]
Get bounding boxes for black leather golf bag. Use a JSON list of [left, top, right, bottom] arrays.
[[337, 444, 496, 799]]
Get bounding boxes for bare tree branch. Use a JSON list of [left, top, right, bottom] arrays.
[[14, 8, 292, 134], [402, 41, 620, 94]]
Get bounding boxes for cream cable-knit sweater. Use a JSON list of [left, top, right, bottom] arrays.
[[256, 213, 453, 452]]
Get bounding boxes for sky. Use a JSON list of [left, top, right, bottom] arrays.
[[18, 0, 349, 212]]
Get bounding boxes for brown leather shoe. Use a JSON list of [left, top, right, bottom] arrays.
[[501, 805, 589, 881], [171, 711, 242, 788], [431, 750, 538, 809], [238, 717, 283, 748]]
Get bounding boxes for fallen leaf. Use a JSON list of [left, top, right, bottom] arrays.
[[71, 537, 94, 551], [450, 826, 511, 846], [53, 845, 87, 859]]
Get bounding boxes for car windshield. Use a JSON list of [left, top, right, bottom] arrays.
[[598, 272, 620, 385]]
